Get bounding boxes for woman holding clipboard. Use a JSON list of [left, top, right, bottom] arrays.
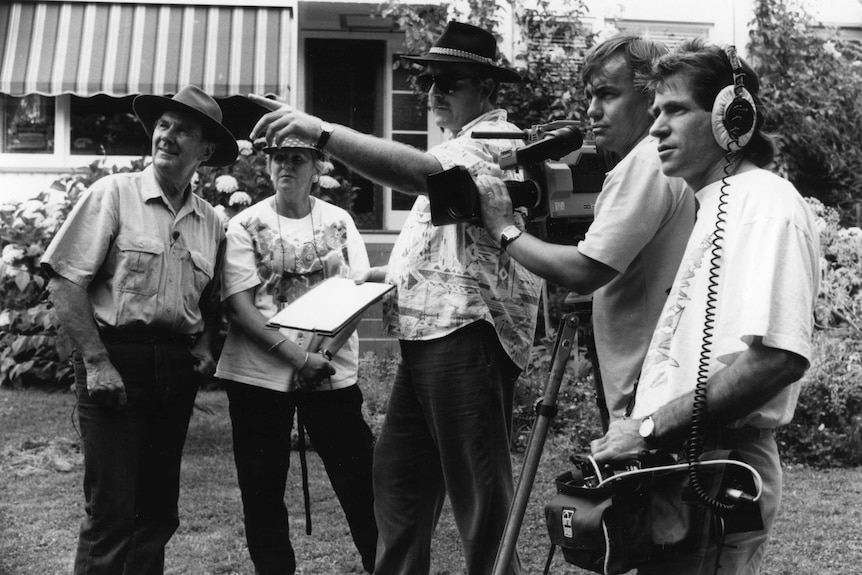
[[215, 136, 377, 574]]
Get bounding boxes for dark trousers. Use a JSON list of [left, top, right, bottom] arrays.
[[73, 341, 199, 575], [226, 382, 377, 575], [372, 321, 522, 575]]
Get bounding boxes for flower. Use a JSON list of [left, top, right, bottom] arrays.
[[213, 204, 229, 228], [237, 139, 254, 156], [318, 175, 341, 190], [823, 41, 841, 60], [15, 199, 46, 222], [229, 191, 252, 206], [2, 244, 26, 266], [215, 174, 239, 195]]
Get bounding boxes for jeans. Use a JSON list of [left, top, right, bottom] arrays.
[[372, 321, 522, 575], [226, 382, 377, 575], [73, 340, 199, 575]]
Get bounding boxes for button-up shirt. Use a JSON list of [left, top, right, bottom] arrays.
[[41, 165, 224, 334]]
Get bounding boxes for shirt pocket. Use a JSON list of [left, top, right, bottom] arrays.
[[184, 249, 214, 307], [115, 235, 164, 296]]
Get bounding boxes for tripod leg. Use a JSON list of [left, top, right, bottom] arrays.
[[491, 313, 580, 575]]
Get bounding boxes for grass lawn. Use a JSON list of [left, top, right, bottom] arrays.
[[1, 388, 860, 574]]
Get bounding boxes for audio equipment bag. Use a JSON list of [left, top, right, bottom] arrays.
[[543, 449, 764, 575]]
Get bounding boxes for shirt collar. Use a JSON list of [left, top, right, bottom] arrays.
[[141, 165, 202, 218], [455, 108, 509, 138]]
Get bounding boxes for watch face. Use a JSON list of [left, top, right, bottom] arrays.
[[639, 417, 655, 438]]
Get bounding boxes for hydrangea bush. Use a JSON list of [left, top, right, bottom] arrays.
[[0, 161, 138, 388]]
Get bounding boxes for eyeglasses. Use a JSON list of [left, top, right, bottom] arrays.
[[416, 73, 475, 95]]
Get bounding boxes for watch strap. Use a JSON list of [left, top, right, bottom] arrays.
[[316, 122, 333, 149], [499, 225, 523, 251]]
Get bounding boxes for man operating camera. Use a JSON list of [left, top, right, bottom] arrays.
[[478, 35, 695, 422]]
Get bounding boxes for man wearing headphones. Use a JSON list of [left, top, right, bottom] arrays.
[[590, 39, 820, 573]]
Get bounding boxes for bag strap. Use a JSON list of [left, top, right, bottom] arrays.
[[594, 457, 763, 502]]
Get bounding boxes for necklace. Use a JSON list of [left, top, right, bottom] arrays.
[[273, 195, 324, 305]]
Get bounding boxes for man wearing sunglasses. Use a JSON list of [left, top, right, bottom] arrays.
[[250, 20, 542, 575]]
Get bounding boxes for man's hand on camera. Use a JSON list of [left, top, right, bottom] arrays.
[[85, 358, 127, 409], [589, 418, 647, 463], [476, 175, 515, 242]]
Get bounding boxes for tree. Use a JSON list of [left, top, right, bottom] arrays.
[[748, 0, 862, 224]]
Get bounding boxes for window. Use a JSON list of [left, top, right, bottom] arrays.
[[70, 95, 150, 156], [3, 95, 55, 153], [390, 61, 428, 211]]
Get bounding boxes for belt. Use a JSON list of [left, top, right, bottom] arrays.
[[99, 327, 199, 346]]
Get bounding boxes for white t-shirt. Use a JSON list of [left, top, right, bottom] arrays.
[[578, 135, 694, 419], [215, 197, 370, 392], [632, 168, 820, 428]]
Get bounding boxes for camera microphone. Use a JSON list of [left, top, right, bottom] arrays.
[[502, 126, 584, 168]]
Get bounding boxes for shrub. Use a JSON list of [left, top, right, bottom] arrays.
[[777, 331, 862, 468], [0, 161, 124, 389], [356, 351, 399, 437], [514, 333, 604, 453]]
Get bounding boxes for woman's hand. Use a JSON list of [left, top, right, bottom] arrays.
[[293, 351, 336, 391], [352, 266, 388, 284]]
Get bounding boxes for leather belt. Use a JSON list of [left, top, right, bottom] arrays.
[[99, 327, 199, 346]]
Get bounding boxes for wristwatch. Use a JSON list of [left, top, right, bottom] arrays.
[[316, 121, 334, 149], [639, 416, 659, 447], [499, 225, 523, 252]]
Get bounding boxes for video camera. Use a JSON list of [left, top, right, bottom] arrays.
[[426, 120, 608, 242]]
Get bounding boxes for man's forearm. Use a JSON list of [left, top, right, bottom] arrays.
[[325, 124, 441, 196], [505, 232, 618, 294], [652, 340, 809, 441], [47, 276, 108, 363]]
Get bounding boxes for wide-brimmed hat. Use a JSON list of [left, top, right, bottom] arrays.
[[401, 21, 521, 83], [133, 85, 239, 167], [261, 135, 325, 158]]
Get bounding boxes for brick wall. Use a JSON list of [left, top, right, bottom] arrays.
[[358, 240, 398, 358]]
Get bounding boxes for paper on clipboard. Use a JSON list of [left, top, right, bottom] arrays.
[[266, 276, 394, 337]]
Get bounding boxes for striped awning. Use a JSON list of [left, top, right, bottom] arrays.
[[0, 2, 293, 98]]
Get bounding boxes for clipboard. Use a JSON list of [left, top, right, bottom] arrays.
[[266, 276, 394, 337]]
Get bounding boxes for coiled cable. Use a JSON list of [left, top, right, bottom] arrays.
[[686, 149, 736, 514]]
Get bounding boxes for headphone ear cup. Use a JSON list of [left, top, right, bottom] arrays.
[[711, 84, 757, 151]]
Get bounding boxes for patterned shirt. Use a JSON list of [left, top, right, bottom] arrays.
[[383, 109, 543, 370], [216, 197, 369, 392]]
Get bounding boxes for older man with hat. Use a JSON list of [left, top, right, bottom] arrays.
[[249, 21, 542, 575], [41, 85, 237, 575]]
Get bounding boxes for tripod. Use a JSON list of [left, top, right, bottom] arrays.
[[491, 294, 608, 575]]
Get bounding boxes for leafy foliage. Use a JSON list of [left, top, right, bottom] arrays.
[[503, 0, 594, 128], [776, 331, 862, 468], [0, 160, 141, 389], [749, 0, 862, 224]]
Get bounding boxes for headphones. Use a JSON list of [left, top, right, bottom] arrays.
[[711, 45, 758, 151]]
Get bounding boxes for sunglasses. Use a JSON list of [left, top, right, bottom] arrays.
[[416, 73, 475, 95]]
